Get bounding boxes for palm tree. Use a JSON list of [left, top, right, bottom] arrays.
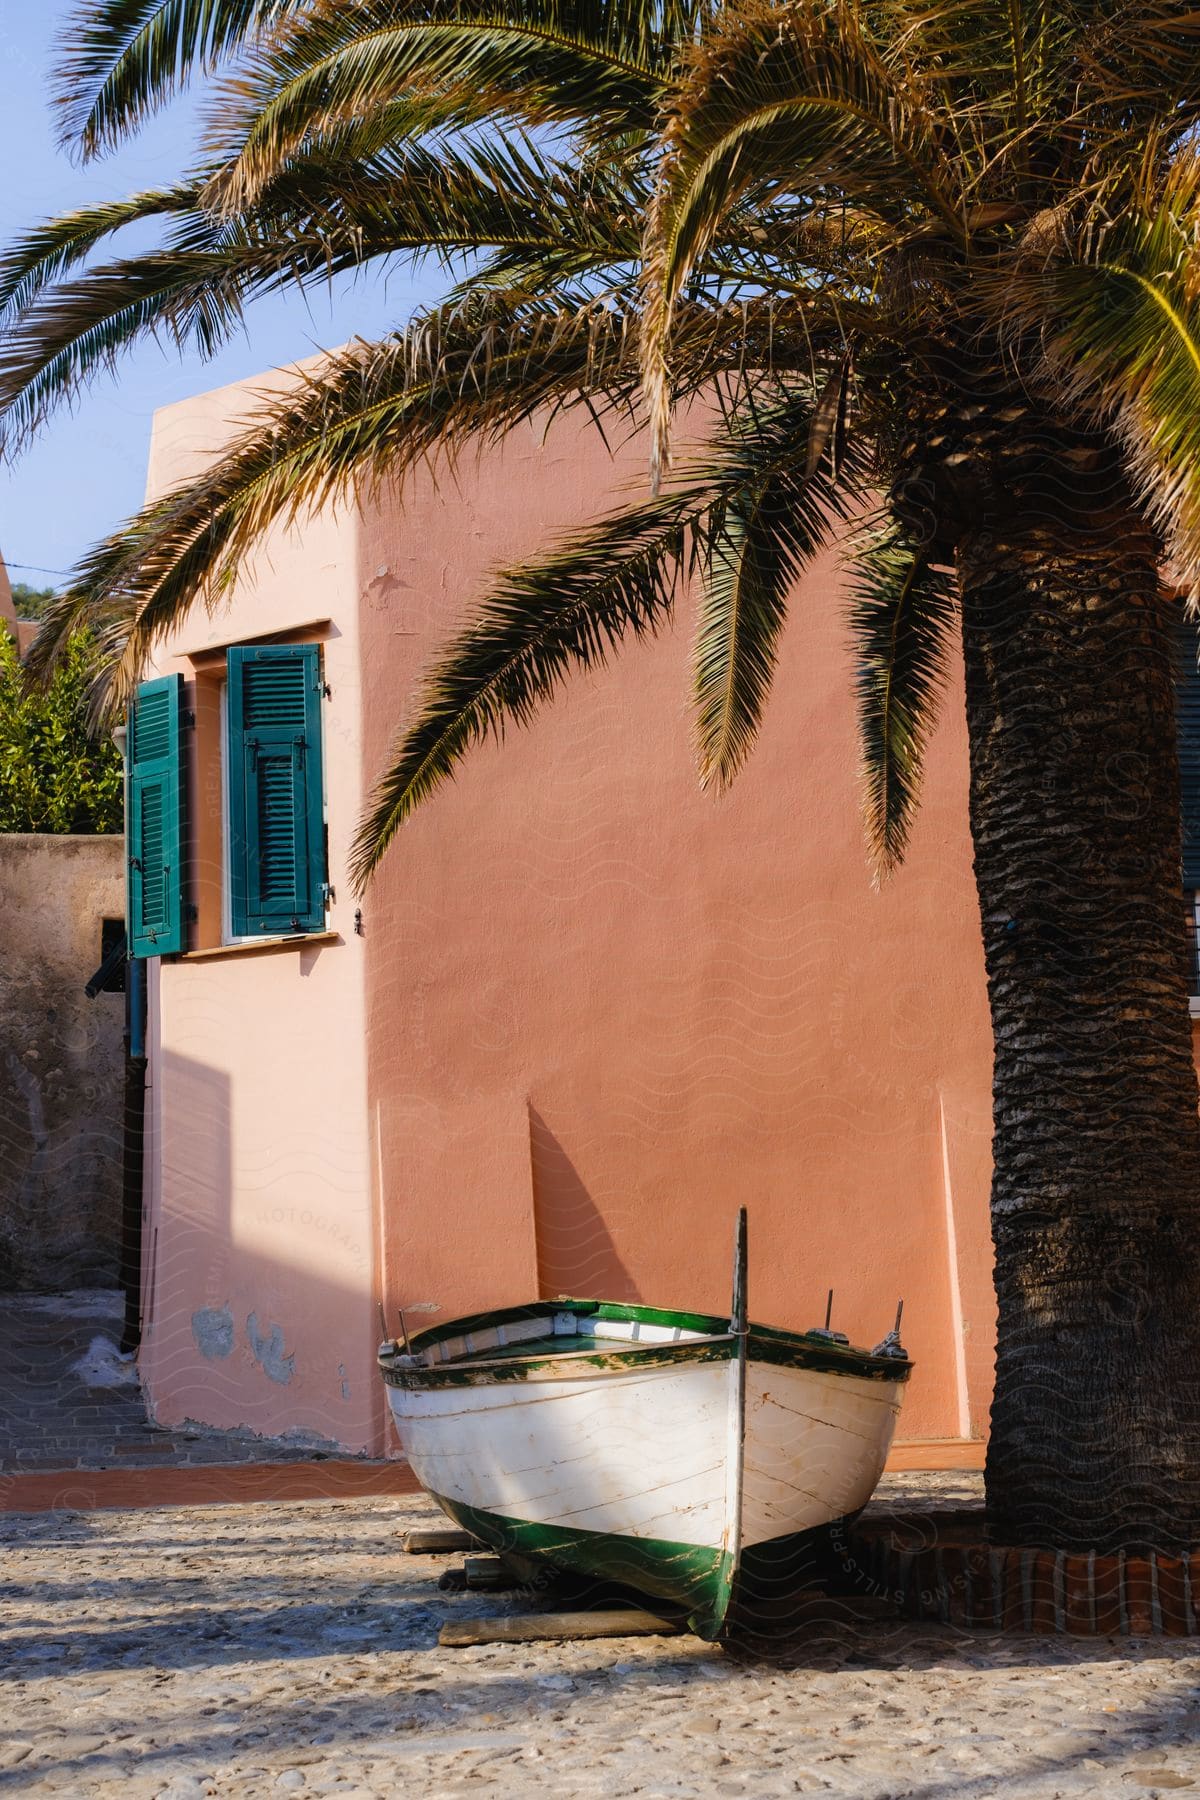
[[8, 0, 1200, 1553]]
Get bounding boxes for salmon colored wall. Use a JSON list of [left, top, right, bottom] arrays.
[[357, 420, 998, 1444], [139, 372, 382, 1454]]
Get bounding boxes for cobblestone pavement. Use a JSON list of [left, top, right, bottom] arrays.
[[3, 1481, 1200, 1799], [0, 1294, 314, 1473]]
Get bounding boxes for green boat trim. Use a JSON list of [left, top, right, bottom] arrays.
[[428, 1491, 736, 1640], [427, 1491, 859, 1642], [395, 1296, 724, 1346], [378, 1296, 912, 1388]]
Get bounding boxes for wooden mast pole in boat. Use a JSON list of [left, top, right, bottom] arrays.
[[704, 1206, 749, 1639]]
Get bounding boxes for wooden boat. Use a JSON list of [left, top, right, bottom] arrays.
[[378, 1211, 911, 1638]]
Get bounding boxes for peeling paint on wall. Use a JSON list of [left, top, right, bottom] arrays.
[[192, 1306, 234, 1360], [338, 1361, 351, 1402], [247, 1313, 296, 1385]]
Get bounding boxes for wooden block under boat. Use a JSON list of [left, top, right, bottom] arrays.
[[402, 1527, 481, 1555], [464, 1555, 522, 1590], [439, 1609, 687, 1647]]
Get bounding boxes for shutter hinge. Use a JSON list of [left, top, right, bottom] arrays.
[[323, 882, 336, 907], [322, 682, 332, 700], [183, 709, 196, 729], [186, 904, 199, 923]]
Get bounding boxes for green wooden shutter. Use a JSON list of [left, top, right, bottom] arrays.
[[1178, 616, 1200, 888], [227, 644, 326, 936], [128, 674, 186, 958]]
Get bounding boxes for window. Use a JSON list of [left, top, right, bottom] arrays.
[[126, 642, 328, 959], [127, 674, 186, 958], [225, 645, 327, 939]]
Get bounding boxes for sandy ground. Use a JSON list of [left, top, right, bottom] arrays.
[[3, 1487, 1200, 1799]]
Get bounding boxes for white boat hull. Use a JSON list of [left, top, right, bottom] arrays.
[[387, 1354, 902, 1552], [379, 1255, 911, 1636]]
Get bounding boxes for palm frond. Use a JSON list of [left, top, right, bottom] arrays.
[[847, 521, 958, 878], [695, 383, 866, 787], [204, 0, 688, 210], [0, 134, 642, 449], [205, 3, 658, 208], [1072, 2, 1200, 122], [997, 151, 1200, 592], [334, 130, 643, 275], [642, 0, 963, 479], [57, 0, 298, 157], [0, 237, 256, 451], [0, 185, 198, 321]]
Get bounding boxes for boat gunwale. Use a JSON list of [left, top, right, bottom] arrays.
[[377, 1295, 912, 1387], [379, 1332, 736, 1388]]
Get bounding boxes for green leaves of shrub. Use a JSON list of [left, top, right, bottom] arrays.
[[0, 628, 122, 834]]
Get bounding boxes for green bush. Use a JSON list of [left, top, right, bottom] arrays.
[[10, 582, 57, 620], [0, 627, 123, 834]]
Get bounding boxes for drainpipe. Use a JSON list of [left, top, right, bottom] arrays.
[[120, 958, 147, 1355], [111, 721, 146, 1356]]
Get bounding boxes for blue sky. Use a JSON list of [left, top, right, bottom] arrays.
[[0, 5, 444, 585]]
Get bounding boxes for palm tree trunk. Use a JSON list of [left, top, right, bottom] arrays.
[[958, 476, 1200, 1552]]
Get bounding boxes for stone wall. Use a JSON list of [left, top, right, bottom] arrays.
[[0, 835, 126, 1290]]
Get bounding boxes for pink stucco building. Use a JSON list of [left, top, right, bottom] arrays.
[[132, 362, 1004, 1458]]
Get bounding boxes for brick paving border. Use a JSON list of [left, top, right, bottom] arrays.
[[844, 1507, 1200, 1636], [0, 1457, 421, 1512]]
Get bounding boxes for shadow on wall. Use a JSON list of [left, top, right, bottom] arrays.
[[146, 1047, 382, 1453], [529, 1106, 638, 1303]]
